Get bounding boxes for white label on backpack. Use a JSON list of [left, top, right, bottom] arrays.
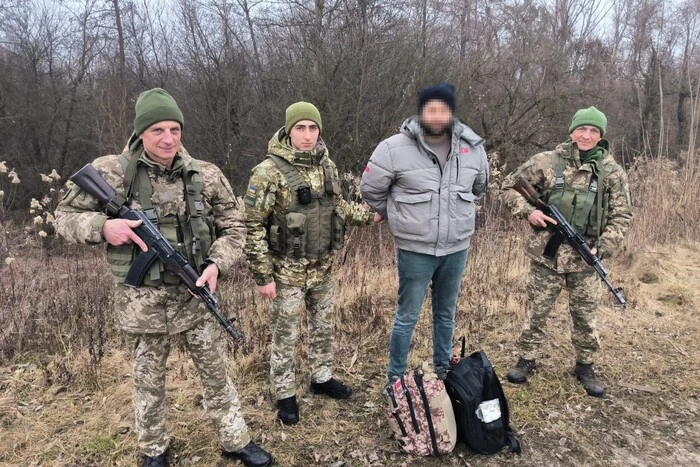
[[475, 399, 501, 423]]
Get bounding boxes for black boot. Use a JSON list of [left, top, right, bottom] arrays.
[[507, 357, 537, 384], [309, 377, 352, 399], [574, 362, 605, 397], [276, 395, 299, 425], [222, 441, 273, 467], [141, 452, 168, 467]]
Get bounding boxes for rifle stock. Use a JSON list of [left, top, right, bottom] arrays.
[[512, 177, 544, 208], [68, 164, 243, 342]]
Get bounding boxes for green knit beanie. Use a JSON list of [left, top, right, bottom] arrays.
[[569, 106, 607, 137], [134, 88, 184, 136], [285, 102, 322, 135]]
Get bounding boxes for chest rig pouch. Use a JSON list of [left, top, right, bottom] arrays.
[[545, 151, 609, 239], [266, 154, 346, 260], [106, 152, 215, 286]]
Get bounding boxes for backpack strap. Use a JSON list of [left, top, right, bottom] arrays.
[[399, 375, 420, 434], [414, 370, 439, 456]]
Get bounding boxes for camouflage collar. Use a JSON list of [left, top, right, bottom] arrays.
[[268, 127, 328, 167], [133, 149, 185, 177]]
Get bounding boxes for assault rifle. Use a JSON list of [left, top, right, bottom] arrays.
[[69, 164, 242, 341], [513, 177, 627, 308]]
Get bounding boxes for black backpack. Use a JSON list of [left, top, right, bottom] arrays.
[[444, 338, 521, 455]]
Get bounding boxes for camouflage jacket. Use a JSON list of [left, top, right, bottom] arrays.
[[243, 129, 373, 288], [501, 140, 633, 273], [55, 145, 246, 333]]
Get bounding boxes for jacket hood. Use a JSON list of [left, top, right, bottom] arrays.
[[400, 116, 484, 147], [267, 127, 329, 167]]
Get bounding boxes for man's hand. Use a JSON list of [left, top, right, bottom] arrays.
[[257, 281, 277, 299], [102, 218, 148, 251], [374, 212, 385, 223], [196, 263, 220, 293], [528, 210, 558, 228]]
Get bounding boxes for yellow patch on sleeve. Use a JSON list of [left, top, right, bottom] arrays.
[[244, 185, 258, 206]]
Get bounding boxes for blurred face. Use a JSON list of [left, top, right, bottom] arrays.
[[140, 120, 181, 167], [289, 120, 320, 151], [420, 100, 453, 137], [570, 125, 602, 152]]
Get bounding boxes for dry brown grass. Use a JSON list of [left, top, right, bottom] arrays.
[[1, 158, 699, 466]]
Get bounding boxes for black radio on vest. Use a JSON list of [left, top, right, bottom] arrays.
[[297, 185, 312, 205]]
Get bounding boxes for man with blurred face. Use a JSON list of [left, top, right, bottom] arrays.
[[244, 102, 374, 425], [360, 83, 489, 383], [501, 106, 633, 397], [55, 88, 272, 467]]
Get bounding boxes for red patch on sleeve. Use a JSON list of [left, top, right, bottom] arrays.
[[364, 165, 371, 173], [461, 147, 470, 154]]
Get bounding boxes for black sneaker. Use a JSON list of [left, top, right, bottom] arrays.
[[309, 377, 352, 399], [574, 362, 605, 397], [222, 441, 273, 467], [507, 357, 537, 384], [276, 395, 299, 425], [141, 452, 168, 467]]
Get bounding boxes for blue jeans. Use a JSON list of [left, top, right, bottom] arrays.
[[387, 248, 469, 378]]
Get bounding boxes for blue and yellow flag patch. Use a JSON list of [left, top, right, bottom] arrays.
[[244, 185, 258, 205]]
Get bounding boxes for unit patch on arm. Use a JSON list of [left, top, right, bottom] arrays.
[[244, 185, 258, 206]]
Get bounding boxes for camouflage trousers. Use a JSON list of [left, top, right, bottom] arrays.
[[269, 278, 334, 399], [124, 316, 250, 457], [517, 260, 602, 365]]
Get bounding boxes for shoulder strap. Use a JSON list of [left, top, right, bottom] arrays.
[[551, 150, 566, 191], [268, 154, 307, 194], [321, 157, 336, 195], [414, 370, 439, 456], [119, 153, 156, 224], [594, 161, 609, 239], [268, 154, 332, 199], [183, 158, 212, 268]]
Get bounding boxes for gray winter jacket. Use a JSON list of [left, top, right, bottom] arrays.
[[360, 117, 489, 256]]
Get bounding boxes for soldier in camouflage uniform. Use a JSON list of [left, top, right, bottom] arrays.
[[55, 89, 272, 467], [243, 102, 374, 425], [501, 106, 633, 397]]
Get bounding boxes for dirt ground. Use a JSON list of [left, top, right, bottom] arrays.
[[1, 243, 699, 467]]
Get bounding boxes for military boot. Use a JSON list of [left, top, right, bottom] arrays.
[[222, 441, 273, 467], [141, 452, 168, 467], [574, 362, 605, 397], [310, 377, 352, 399], [506, 357, 537, 384], [276, 395, 299, 425]]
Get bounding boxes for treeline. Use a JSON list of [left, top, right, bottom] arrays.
[[0, 0, 699, 208]]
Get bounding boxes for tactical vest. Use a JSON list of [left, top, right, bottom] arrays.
[[106, 153, 215, 286], [544, 150, 609, 238], [266, 154, 346, 260]]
